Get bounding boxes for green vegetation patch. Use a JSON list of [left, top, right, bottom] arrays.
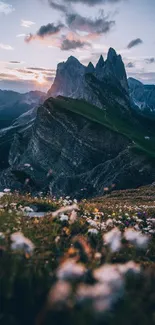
[[52, 97, 155, 159]]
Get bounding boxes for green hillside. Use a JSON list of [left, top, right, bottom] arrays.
[[51, 96, 155, 159]]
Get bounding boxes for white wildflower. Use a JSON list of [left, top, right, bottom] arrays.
[[3, 188, 10, 193], [134, 225, 140, 231], [60, 214, 68, 222], [93, 264, 123, 287], [88, 228, 99, 235], [48, 281, 71, 306], [124, 228, 149, 249], [118, 261, 140, 275], [11, 232, 34, 253], [101, 222, 106, 230], [87, 219, 99, 229], [103, 228, 122, 252], [52, 204, 78, 218], [106, 219, 113, 226], [77, 283, 115, 312], [94, 252, 102, 260], [77, 274, 124, 312], [69, 210, 78, 224], [55, 236, 60, 244], [147, 218, 155, 225], [149, 230, 155, 234], [94, 262, 140, 285], [24, 163, 31, 168], [0, 232, 5, 239], [57, 259, 86, 280]]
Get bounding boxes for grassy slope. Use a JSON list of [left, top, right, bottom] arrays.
[[1, 191, 155, 325], [52, 97, 155, 158]]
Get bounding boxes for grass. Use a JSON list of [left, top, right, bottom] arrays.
[[1, 189, 155, 325], [50, 96, 155, 159]]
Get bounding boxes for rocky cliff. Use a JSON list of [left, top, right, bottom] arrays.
[[0, 49, 155, 197], [0, 96, 155, 198], [48, 48, 129, 109]]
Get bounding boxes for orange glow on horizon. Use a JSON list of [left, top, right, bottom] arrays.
[[36, 73, 46, 84]]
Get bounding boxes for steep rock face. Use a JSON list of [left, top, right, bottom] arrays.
[[95, 49, 128, 92], [0, 97, 155, 198], [128, 77, 155, 114], [47, 56, 85, 98], [95, 55, 105, 77], [48, 48, 129, 107]]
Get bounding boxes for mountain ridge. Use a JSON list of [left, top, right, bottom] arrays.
[[0, 48, 155, 196], [48, 47, 129, 104]]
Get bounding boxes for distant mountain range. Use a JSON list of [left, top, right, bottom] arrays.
[[0, 90, 45, 129], [0, 48, 155, 197], [128, 78, 155, 115]]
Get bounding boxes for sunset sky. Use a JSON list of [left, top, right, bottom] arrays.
[[0, 0, 155, 93]]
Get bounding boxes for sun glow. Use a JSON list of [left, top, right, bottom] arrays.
[[37, 73, 46, 84]]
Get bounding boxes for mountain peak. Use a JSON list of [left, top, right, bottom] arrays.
[[96, 55, 104, 68], [107, 47, 117, 61], [95, 55, 105, 78], [128, 77, 143, 87], [86, 62, 95, 73], [48, 47, 129, 98], [67, 56, 81, 65]]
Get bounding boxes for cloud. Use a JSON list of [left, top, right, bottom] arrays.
[[48, 0, 127, 10], [25, 23, 64, 42], [48, 0, 67, 12], [9, 61, 21, 64], [21, 20, 36, 28], [16, 34, 26, 38], [0, 67, 55, 83], [145, 58, 155, 64], [37, 23, 64, 37], [126, 62, 135, 68], [61, 38, 91, 50], [0, 79, 50, 93], [127, 38, 143, 49], [0, 1, 15, 15], [66, 11, 115, 34], [65, 0, 126, 4], [0, 65, 55, 92], [16, 69, 34, 74], [0, 43, 14, 50], [27, 67, 55, 72], [0, 73, 17, 81]]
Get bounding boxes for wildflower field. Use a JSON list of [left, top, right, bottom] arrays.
[[1, 186, 155, 325]]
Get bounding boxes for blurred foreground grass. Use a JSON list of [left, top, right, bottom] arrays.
[[1, 188, 155, 325]]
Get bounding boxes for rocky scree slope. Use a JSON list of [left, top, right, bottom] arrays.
[[0, 96, 155, 197]]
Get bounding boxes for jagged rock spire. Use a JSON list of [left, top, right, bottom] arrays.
[[107, 47, 117, 61], [96, 55, 104, 70], [86, 62, 95, 73]]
